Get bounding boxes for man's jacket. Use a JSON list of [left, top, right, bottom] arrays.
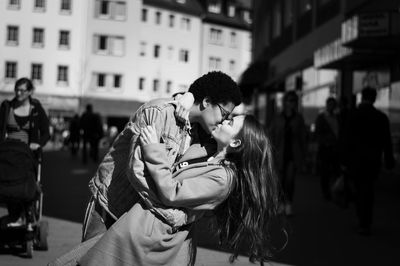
[[89, 98, 191, 225]]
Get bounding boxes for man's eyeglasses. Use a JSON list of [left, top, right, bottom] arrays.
[[15, 89, 29, 94], [216, 103, 231, 121]]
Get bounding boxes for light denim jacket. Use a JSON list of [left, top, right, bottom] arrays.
[[89, 98, 191, 226]]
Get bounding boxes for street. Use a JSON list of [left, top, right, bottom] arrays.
[[1, 147, 399, 265]]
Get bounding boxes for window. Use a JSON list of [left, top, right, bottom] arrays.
[[59, 30, 70, 48], [8, 0, 20, 9], [7, 26, 19, 45], [166, 81, 172, 94], [31, 63, 43, 82], [155, 11, 161, 25], [181, 17, 191, 30], [179, 49, 189, 62], [209, 57, 221, 70], [208, 1, 221, 13], [96, 73, 106, 87], [229, 60, 236, 72], [141, 8, 147, 22], [298, 0, 311, 15], [230, 31, 237, 47], [169, 14, 175, 27], [94, 35, 125, 56], [34, 0, 46, 11], [140, 42, 146, 56], [113, 74, 122, 88], [153, 79, 159, 92], [272, 1, 282, 37], [5, 61, 17, 79], [33, 28, 45, 48], [139, 77, 145, 90], [228, 5, 235, 17], [176, 0, 185, 3], [154, 45, 160, 58], [57, 65, 68, 84], [95, 0, 126, 20], [209, 28, 223, 45], [100, 0, 110, 16], [284, 0, 293, 27], [60, 0, 71, 13], [243, 10, 252, 24]]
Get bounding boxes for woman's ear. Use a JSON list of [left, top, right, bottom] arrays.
[[229, 139, 241, 148]]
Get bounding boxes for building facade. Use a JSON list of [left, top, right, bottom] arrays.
[[0, 0, 252, 123], [250, 0, 400, 134]]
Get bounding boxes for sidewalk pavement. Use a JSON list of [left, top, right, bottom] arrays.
[[0, 207, 289, 266]]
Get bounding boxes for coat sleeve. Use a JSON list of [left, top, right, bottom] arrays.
[[142, 143, 230, 210], [0, 101, 8, 142], [126, 106, 172, 201], [36, 101, 50, 146]]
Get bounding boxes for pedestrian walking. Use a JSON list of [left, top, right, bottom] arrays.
[[269, 90, 307, 216], [342, 87, 395, 236], [315, 97, 340, 201], [79, 104, 103, 164]]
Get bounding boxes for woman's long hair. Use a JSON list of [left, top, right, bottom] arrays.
[[214, 115, 282, 262]]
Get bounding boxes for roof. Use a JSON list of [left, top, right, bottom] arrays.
[[143, 0, 203, 16], [203, 12, 251, 30]]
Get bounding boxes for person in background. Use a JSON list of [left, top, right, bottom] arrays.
[[270, 90, 307, 216], [68, 113, 81, 156], [80, 104, 103, 164], [0, 77, 50, 225], [315, 97, 340, 201], [342, 87, 395, 236]]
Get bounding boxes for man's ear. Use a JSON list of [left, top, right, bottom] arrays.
[[202, 97, 211, 109], [229, 139, 241, 148]]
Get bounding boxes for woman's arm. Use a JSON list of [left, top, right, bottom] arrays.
[[140, 126, 230, 210]]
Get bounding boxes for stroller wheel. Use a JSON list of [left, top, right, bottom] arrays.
[[35, 220, 49, 251], [25, 240, 34, 258]]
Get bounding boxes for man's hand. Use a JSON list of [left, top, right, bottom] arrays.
[[173, 92, 194, 122], [29, 143, 40, 150], [140, 125, 159, 146]]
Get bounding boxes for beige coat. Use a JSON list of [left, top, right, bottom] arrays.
[[79, 144, 232, 266]]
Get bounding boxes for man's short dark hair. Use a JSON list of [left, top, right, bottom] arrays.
[[188, 71, 242, 106], [361, 87, 377, 103]]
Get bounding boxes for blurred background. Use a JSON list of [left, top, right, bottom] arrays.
[[0, 0, 400, 265]]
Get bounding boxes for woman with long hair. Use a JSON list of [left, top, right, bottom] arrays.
[[75, 114, 282, 265]]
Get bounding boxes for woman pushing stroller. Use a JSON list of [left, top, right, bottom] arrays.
[[0, 77, 50, 226]]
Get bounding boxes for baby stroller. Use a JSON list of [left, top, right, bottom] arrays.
[[0, 139, 48, 258]]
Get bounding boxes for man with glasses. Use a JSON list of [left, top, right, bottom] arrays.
[[81, 71, 242, 243]]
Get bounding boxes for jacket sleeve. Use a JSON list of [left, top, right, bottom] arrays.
[[36, 101, 50, 146], [126, 106, 173, 202], [142, 143, 230, 210], [382, 115, 395, 169], [0, 101, 8, 142]]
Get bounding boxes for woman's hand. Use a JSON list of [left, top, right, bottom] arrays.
[[140, 125, 159, 145], [173, 92, 194, 122]]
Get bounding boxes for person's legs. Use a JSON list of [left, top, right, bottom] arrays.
[[82, 138, 88, 164], [354, 177, 375, 234], [282, 161, 296, 215]]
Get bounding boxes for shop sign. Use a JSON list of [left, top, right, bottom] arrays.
[[314, 38, 352, 68], [342, 12, 389, 43]]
